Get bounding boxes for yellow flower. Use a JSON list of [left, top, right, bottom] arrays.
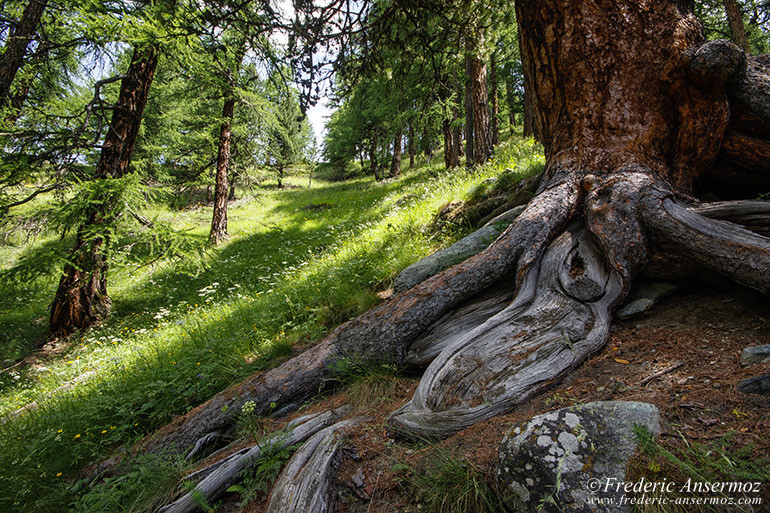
[[57, 429, 63, 433], [56, 472, 62, 477], [101, 430, 107, 434], [74, 434, 81, 439]]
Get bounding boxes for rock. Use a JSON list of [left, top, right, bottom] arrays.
[[351, 468, 365, 488], [393, 206, 524, 293], [737, 374, 770, 395], [615, 281, 679, 319], [497, 401, 660, 513], [740, 345, 770, 367]]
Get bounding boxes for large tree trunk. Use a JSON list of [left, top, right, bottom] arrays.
[[209, 96, 235, 245], [137, 0, 770, 474], [49, 45, 158, 337], [0, 0, 48, 108]]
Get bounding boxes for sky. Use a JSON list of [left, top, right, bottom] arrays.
[[306, 96, 332, 154]]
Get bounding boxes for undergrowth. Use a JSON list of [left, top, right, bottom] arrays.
[[408, 448, 504, 513], [0, 134, 543, 511], [631, 425, 770, 513]]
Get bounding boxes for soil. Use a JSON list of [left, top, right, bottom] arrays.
[[217, 278, 770, 512]]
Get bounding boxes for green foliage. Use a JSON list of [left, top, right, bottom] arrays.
[[410, 449, 504, 513], [70, 453, 188, 513], [634, 425, 770, 483], [233, 441, 296, 505], [632, 425, 770, 512], [0, 136, 544, 511]]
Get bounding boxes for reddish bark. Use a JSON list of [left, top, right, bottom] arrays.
[[49, 45, 159, 337], [209, 96, 235, 245], [490, 52, 500, 146], [724, 0, 750, 54], [390, 129, 402, 177], [0, 0, 48, 107], [470, 47, 491, 165], [464, 43, 474, 166]]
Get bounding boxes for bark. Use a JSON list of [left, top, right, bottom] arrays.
[[49, 45, 158, 337], [408, 118, 415, 168], [518, 29, 535, 139], [723, 0, 751, 54], [0, 0, 48, 108], [470, 47, 492, 165], [158, 410, 346, 513], [442, 118, 454, 169], [490, 52, 500, 146], [389, 129, 402, 177], [464, 42, 474, 167], [265, 417, 364, 513], [369, 131, 380, 180], [505, 73, 517, 135], [209, 96, 235, 245]]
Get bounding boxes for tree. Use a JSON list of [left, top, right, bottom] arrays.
[[123, 0, 770, 465], [723, 0, 751, 52], [210, 41, 246, 245], [49, 44, 159, 336], [0, 0, 49, 108]]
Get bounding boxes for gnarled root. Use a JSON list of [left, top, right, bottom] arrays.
[[157, 409, 347, 513], [389, 224, 623, 438], [265, 417, 365, 513]]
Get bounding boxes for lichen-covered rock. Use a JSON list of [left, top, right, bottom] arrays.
[[497, 401, 660, 513]]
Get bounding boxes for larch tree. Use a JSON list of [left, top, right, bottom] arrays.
[[723, 0, 751, 53], [49, 44, 159, 336], [209, 42, 246, 245], [125, 0, 770, 460], [0, 0, 49, 108]]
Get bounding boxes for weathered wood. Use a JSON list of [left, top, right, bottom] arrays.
[[390, 225, 623, 439], [406, 280, 514, 366], [265, 417, 365, 513], [157, 409, 346, 513], [642, 195, 770, 295], [691, 200, 770, 238]]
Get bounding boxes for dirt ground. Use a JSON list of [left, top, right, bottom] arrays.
[[227, 278, 770, 512]]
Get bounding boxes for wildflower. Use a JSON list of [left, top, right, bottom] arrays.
[[101, 430, 107, 434], [74, 434, 81, 439], [242, 401, 256, 415], [56, 472, 62, 477]]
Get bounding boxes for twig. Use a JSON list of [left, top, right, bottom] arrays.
[[640, 361, 688, 386], [366, 469, 382, 513]]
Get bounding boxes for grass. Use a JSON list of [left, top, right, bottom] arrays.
[[410, 448, 505, 513], [630, 425, 770, 513], [0, 135, 544, 511]]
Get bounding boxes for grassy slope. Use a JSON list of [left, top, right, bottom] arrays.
[[0, 137, 544, 511]]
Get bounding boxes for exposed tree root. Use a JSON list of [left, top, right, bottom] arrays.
[[157, 409, 347, 513], [265, 417, 365, 513], [390, 224, 623, 438], [140, 179, 580, 457]]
